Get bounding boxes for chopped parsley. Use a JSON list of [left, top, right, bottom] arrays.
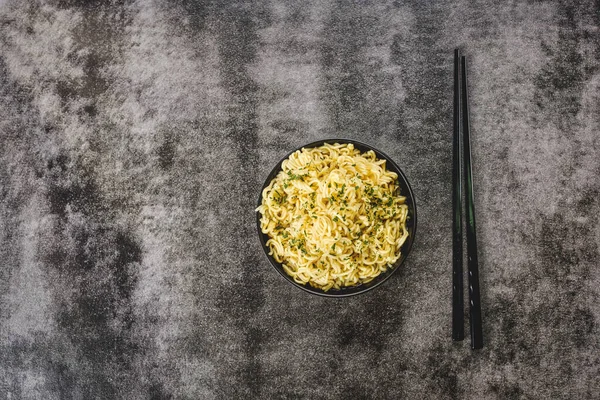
[[287, 171, 308, 181], [272, 190, 286, 205]]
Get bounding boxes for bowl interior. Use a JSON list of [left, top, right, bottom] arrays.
[[256, 138, 417, 297]]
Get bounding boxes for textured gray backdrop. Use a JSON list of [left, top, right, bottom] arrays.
[[1, 0, 599, 399]]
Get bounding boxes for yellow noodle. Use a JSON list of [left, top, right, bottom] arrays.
[[257, 143, 409, 291]]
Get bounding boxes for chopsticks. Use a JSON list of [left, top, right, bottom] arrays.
[[462, 55, 483, 349], [452, 49, 464, 342], [452, 49, 483, 349]]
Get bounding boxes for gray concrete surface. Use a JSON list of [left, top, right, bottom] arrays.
[[1, 0, 599, 398]]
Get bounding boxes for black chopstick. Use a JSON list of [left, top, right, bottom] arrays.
[[461, 55, 483, 350], [452, 49, 464, 342]]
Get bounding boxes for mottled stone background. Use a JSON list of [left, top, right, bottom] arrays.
[[1, 0, 599, 399]]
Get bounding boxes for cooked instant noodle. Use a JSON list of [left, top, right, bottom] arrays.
[[257, 143, 409, 291]]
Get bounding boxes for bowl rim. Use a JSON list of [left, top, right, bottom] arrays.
[[256, 138, 417, 297]]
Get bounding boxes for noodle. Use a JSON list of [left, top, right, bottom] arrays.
[[256, 143, 409, 291]]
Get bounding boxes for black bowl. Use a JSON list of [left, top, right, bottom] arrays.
[[256, 138, 417, 297]]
